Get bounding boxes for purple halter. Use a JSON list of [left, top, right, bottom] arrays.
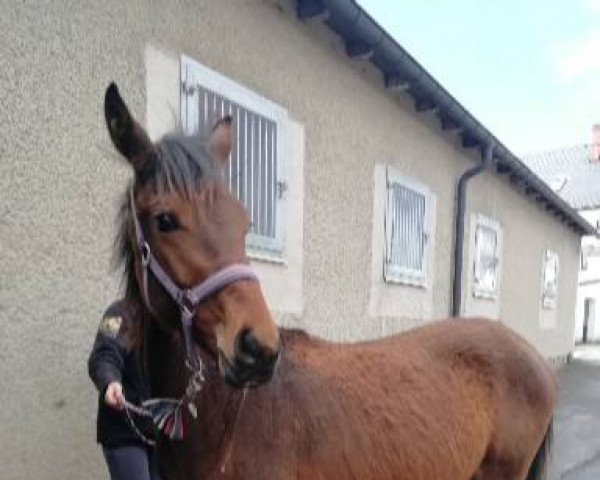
[[129, 187, 259, 370]]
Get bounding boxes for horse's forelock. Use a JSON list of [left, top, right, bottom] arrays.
[[151, 134, 220, 196]]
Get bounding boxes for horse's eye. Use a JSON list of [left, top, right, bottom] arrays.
[[155, 213, 180, 233]]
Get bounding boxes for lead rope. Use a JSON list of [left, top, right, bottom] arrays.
[[124, 401, 156, 446], [124, 353, 205, 442], [219, 388, 248, 475], [122, 361, 205, 443], [124, 387, 249, 474]]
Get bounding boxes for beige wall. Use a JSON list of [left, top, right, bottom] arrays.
[[464, 170, 581, 358], [0, 1, 581, 479]]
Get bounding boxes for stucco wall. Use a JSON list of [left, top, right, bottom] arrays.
[[1, 2, 145, 479], [0, 1, 582, 479], [464, 170, 581, 358]]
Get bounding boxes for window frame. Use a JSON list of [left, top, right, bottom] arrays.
[[472, 214, 501, 300], [580, 242, 594, 272], [541, 249, 559, 310], [383, 167, 431, 287], [180, 55, 288, 258]]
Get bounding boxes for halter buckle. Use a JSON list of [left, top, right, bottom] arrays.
[[141, 242, 151, 266], [181, 304, 193, 321], [178, 292, 196, 321]]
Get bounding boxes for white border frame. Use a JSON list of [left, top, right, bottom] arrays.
[[472, 214, 501, 300], [542, 249, 559, 310], [383, 166, 431, 287]]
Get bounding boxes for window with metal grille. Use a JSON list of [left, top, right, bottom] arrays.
[[542, 250, 559, 309], [473, 216, 501, 298], [384, 168, 430, 285], [180, 56, 287, 256]]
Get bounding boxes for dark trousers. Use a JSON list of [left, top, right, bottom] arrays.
[[103, 445, 160, 480]]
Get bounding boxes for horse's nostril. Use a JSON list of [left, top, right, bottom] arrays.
[[238, 329, 262, 360]]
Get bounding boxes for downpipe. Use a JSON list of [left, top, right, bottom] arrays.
[[452, 142, 495, 317]]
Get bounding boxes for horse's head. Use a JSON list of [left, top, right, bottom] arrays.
[[104, 83, 280, 388]]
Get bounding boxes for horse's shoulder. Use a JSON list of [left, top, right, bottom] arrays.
[[280, 328, 315, 346]]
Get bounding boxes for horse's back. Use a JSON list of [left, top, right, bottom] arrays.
[[280, 318, 556, 480], [382, 318, 557, 480], [285, 318, 556, 401], [422, 318, 557, 479]]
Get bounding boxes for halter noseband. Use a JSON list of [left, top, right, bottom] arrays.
[[129, 187, 259, 371]]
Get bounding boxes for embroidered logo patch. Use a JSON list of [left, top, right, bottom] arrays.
[[99, 316, 123, 338]]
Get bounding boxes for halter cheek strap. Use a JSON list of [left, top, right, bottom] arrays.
[[128, 188, 259, 370]]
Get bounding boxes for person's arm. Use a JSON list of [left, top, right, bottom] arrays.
[[88, 303, 130, 409]]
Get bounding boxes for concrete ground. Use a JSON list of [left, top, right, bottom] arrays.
[[547, 345, 600, 480]]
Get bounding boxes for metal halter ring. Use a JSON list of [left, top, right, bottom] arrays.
[[141, 242, 151, 266]]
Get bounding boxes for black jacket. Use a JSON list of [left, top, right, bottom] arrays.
[[88, 299, 154, 448]]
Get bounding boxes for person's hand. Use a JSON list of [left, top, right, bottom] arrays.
[[104, 381, 125, 410]]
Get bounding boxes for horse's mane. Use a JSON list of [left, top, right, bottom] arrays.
[[112, 133, 221, 305]]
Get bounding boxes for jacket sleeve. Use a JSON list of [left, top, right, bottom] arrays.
[[87, 302, 131, 396]]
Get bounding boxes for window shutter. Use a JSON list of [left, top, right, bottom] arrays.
[[384, 169, 430, 284], [196, 87, 278, 242]]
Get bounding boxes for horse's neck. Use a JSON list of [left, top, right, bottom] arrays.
[[188, 330, 345, 477], [149, 326, 348, 478]]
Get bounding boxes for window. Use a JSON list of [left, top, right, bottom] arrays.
[[472, 215, 501, 299], [384, 168, 431, 285], [542, 250, 559, 309], [180, 55, 287, 256], [583, 298, 595, 343], [581, 248, 589, 271]]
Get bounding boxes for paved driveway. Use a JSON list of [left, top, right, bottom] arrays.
[[547, 345, 600, 480]]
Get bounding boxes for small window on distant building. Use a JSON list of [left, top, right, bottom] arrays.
[[542, 250, 559, 309], [384, 168, 431, 286], [581, 248, 589, 271], [473, 215, 501, 299]]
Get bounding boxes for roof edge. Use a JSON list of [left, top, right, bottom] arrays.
[[296, 0, 596, 237]]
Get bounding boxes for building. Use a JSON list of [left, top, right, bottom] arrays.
[[525, 128, 600, 344], [1, 1, 594, 479]]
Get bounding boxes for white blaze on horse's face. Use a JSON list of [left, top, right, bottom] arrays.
[[104, 83, 280, 388]]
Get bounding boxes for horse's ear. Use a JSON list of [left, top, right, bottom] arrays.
[[208, 116, 233, 166], [104, 82, 154, 170]]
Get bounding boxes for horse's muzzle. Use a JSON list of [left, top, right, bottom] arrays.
[[220, 330, 280, 388]]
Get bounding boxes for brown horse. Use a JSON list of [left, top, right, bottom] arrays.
[[104, 83, 556, 480]]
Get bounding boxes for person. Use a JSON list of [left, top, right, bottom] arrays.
[[88, 299, 160, 480]]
